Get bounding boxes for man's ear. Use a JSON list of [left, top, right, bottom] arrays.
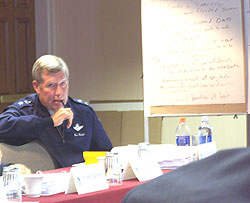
[[32, 80, 40, 94]]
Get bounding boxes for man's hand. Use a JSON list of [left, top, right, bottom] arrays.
[[51, 108, 74, 128], [13, 164, 32, 175]]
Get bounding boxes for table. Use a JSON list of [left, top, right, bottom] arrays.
[[22, 167, 171, 203]]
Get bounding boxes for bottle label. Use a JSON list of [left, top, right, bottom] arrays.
[[207, 135, 212, 142], [176, 136, 190, 146], [199, 135, 206, 144]]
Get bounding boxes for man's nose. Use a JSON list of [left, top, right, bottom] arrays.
[[55, 85, 63, 95]]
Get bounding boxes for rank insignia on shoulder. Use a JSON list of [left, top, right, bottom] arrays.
[[24, 99, 32, 104], [74, 98, 88, 105], [17, 99, 32, 106], [18, 101, 24, 106]]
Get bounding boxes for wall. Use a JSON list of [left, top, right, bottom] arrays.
[[96, 110, 162, 147], [54, 0, 143, 102], [162, 115, 247, 151]]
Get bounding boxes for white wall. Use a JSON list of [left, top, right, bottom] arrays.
[[54, 0, 143, 102]]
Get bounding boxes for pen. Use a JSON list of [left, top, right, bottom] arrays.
[[61, 100, 65, 107], [56, 100, 66, 143]]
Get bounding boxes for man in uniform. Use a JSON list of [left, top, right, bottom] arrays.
[[0, 55, 112, 168]]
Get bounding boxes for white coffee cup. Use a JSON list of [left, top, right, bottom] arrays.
[[23, 174, 43, 197]]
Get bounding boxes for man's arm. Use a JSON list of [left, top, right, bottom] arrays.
[[90, 110, 113, 151], [0, 108, 53, 145]]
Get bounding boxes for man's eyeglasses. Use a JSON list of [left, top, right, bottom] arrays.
[[44, 79, 68, 91]]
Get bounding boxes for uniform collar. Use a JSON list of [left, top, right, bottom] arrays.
[[33, 94, 51, 118]]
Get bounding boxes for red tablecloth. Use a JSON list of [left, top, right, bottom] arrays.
[[22, 167, 171, 203]]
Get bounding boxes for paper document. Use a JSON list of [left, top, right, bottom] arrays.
[[151, 144, 197, 169], [111, 144, 197, 170], [40, 172, 70, 196]]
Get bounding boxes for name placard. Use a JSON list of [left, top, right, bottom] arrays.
[[197, 141, 217, 160], [121, 161, 137, 181], [69, 163, 109, 195], [123, 158, 163, 182]]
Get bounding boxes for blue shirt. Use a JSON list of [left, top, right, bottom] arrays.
[[0, 94, 112, 168]]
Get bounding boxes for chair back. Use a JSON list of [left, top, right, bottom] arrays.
[[0, 141, 56, 173]]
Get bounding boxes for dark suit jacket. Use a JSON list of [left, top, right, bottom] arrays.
[[122, 147, 250, 203]]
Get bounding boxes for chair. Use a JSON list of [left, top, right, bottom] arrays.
[[0, 141, 56, 173]]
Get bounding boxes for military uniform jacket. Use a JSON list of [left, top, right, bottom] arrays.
[[0, 94, 112, 168]]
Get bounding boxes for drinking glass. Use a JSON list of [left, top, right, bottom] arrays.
[[138, 142, 150, 158], [2, 165, 22, 202], [105, 152, 122, 185]]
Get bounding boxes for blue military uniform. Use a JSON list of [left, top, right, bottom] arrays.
[[0, 94, 112, 168]]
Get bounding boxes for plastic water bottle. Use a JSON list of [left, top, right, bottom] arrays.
[[176, 117, 191, 146], [198, 116, 212, 144]]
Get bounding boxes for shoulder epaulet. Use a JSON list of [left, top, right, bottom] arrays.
[[73, 98, 89, 106], [13, 98, 33, 109]]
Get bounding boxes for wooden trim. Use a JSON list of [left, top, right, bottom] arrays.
[[0, 93, 31, 103], [89, 100, 143, 104], [150, 103, 247, 115]]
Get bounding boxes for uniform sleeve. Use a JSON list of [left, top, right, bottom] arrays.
[[90, 110, 113, 151], [0, 107, 53, 146]]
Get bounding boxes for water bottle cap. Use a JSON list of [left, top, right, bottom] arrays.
[[179, 117, 186, 123], [201, 116, 208, 122]]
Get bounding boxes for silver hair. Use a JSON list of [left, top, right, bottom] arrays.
[[32, 55, 69, 84]]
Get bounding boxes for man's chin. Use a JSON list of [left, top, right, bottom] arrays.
[[52, 102, 63, 109], [49, 105, 60, 112]]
